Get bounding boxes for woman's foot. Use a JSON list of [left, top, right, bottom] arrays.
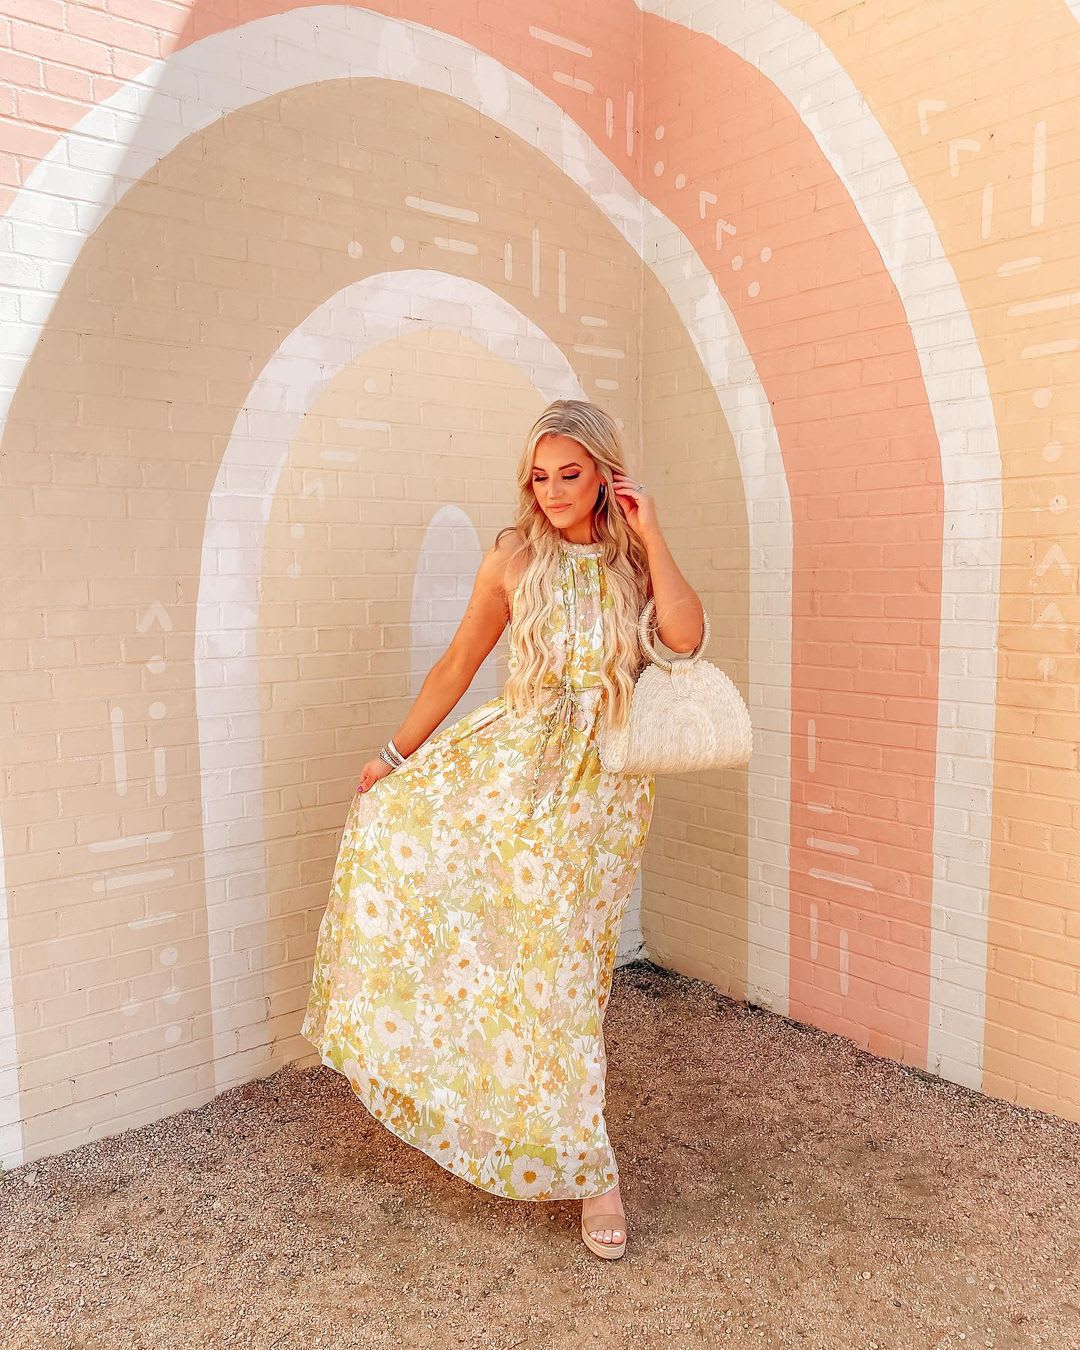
[[580, 1182, 627, 1258]]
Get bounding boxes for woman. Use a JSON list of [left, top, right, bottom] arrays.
[[301, 399, 704, 1259]]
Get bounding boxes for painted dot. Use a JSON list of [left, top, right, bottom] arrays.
[[748, 281, 760, 298], [731, 255, 743, 271], [364, 377, 378, 393], [653, 160, 664, 176], [160, 947, 178, 967], [655, 125, 665, 140], [287, 562, 301, 578], [146, 657, 165, 675], [290, 523, 305, 539], [390, 235, 406, 253], [164, 1025, 183, 1046], [148, 701, 166, 719], [674, 172, 686, 190], [1042, 441, 1063, 462], [347, 240, 363, 259], [1048, 494, 1068, 513], [760, 246, 773, 262], [1033, 387, 1052, 408]]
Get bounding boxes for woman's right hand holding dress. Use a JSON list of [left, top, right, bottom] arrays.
[[356, 758, 394, 794]]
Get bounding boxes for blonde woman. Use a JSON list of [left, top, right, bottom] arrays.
[[301, 399, 704, 1259]]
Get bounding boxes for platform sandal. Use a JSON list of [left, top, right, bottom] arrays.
[[580, 1205, 628, 1259]]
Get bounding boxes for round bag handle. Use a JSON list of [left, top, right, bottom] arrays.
[[637, 597, 711, 673]]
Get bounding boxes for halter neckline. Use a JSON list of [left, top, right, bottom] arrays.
[[559, 538, 604, 557]]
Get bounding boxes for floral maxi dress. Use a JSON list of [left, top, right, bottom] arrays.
[[300, 538, 656, 1200]]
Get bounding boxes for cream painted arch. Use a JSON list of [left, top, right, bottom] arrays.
[[0, 5, 794, 1157], [640, 0, 1004, 1088], [197, 269, 609, 1092]]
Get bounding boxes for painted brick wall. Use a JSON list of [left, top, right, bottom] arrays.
[[1, 5, 648, 1168], [2, 0, 1079, 1170], [638, 0, 1080, 1122]]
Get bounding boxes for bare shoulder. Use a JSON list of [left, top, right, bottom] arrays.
[[489, 527, 529, 606]]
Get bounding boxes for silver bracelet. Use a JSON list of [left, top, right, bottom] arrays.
[[380, 739, 407, 768]]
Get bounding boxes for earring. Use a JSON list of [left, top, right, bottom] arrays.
[[596, 482, 607, 506]]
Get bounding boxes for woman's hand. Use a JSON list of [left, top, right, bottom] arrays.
[[356, 757, 394, 794], [611, 470, 659, 542]]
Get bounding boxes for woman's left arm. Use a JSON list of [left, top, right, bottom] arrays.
[[611, 471, 705, 655]]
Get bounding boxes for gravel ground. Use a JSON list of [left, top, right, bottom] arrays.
[[2, 959, 1078, 1349]]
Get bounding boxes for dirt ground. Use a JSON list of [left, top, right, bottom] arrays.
[[2, 960, 1078, 1349]]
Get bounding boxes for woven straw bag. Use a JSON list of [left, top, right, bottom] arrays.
[[598, 598, 753, 775]]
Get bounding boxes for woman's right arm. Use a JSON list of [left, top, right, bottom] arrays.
[[354, 530, 524, 793]]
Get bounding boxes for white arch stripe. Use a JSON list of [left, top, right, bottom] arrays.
[[648, 251, 792, 1006], [411, 505, 499, 717], [197, 270, 589, 1092], [640, 0, 1001, 1086], [1, 5, 793, 1138]]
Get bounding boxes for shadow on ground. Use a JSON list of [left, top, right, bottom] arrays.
[[2, 961, 1078, 1348]]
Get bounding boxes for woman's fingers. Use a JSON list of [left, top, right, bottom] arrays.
[[357, 757, 393, 793]]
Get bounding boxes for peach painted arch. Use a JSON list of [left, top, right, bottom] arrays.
[[143, 0, 1002, 1076], [0, 2, 1004, 1171], [636, 0, 1001, 1081]]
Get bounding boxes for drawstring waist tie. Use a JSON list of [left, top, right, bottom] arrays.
[[523, 679, 604, 818]]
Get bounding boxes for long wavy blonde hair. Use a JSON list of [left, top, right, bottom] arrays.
[[496, 399, 650, 733]]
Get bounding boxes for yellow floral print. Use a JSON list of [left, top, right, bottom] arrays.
[[301, 539, 655, 1200]]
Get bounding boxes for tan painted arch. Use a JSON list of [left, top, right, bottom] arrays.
[[1, 76, 747, 1162]]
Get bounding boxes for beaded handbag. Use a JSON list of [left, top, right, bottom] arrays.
[[597, 598, 753, 775]]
